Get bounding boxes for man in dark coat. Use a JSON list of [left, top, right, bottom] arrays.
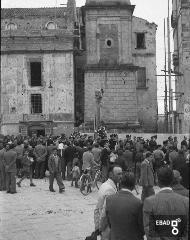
[[100, 172, 144, 240], [100, 142, 110, 182], [33, 140, 47, 179], [3, 143, 17, 194], [123, 144, 134, 171], [64, 142, 76, 180], [140, 152, 155, 202], [143, 167, 189, 240], [48, 148, 65, 193], [172, 170, 189, 197], [0, 142, 6, 191]]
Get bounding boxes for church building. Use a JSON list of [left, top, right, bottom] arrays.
[[0, 0, 158, 136]]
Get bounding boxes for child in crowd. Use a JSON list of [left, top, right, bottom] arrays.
[[71, 162, 80, 188], [17, 150, 36, 187]]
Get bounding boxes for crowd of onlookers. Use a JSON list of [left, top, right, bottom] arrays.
[[0, 131, 189, 239], [0, 132, 189, 193]]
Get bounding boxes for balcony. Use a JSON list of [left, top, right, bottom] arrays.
[[23, 114, 49, 122], [171, 10, 177, 29]]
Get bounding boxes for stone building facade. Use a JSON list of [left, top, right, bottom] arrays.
[[172, 0, 190, 134], [1, 0, 158, 136], [83, 0, 157, 132], [1, 4, 76, 136]]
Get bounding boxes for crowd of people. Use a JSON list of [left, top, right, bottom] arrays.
[[0, 131, 189, 239], [0, 132, 189, 193]]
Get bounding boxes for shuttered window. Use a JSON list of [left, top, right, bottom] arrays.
[[30, 62, 42, 86], [137, 67, 146, 88]]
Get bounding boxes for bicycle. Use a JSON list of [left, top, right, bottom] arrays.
[[79, 166, 103, 196]]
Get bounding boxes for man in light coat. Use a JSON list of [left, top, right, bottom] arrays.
[[94, 165, 122, 240]]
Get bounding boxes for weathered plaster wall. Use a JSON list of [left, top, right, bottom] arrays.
[[84, 4, 157, 131], [85, 8, 133, 65], [1, 52, 74, 135], [84, 6, 139, 127], [0, 7, 75, 136], [173, 0, 190, 133], [132, 17, 157, 132]]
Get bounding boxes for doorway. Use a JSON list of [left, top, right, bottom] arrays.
[[28, 125, 45, 137]]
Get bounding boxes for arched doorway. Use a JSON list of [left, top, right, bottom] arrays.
[[28, 125, 45, 137]]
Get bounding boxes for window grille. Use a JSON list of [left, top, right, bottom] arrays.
[[31, 94, 42, 114]]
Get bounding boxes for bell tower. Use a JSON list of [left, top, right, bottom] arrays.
[[83, 0, 140, 130]]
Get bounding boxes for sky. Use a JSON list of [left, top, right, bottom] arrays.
[[1, 0, 174, 114]]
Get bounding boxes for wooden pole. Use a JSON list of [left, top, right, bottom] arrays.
[[164, 18, 168, 133], [167, 0, 174, 133]]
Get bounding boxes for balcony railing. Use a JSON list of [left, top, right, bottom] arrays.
[[23, 114, 49, 122]]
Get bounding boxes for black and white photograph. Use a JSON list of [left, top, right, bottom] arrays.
[[0, 0, 189, 239]]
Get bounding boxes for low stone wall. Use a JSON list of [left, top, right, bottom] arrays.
[[82, 132, 190, 148]]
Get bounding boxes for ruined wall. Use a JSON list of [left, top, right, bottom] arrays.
[[132, 17, 157, 132], [1, 52, 74, 135]]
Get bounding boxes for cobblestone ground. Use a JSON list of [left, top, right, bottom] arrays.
[[0, 177, 159, 240]]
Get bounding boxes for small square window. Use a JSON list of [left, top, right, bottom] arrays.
[[31, 94, 42, 114], [136, 33, 146, 49], [30, 62, 42, 86]]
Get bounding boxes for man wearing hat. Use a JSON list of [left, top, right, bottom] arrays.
[[140, 151, 155, 202], [172, 170, 189, 197], [48, 148, 65, 193]]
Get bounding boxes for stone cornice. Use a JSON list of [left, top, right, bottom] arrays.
[[82, 4, 135, 13], [84, 63, 139, 71], [0, 49, 74, 54], [1, 29, 74, 38], [132, 53, 155, 57]]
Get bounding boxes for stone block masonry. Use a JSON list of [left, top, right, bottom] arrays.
[[84, 70, 138, 123]]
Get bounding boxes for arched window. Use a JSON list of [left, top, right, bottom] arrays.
[[46, 22, 57, 30], [6, 23, 17, 30]]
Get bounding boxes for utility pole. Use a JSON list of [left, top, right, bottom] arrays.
[[167, 0, 174, 133], [164, 19, 168, 133]]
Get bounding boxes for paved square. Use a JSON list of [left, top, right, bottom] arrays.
[[0, 178, 159, 240]]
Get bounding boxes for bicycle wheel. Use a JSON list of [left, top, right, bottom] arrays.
[[95, 170, 103, 190], [80, 174, 91, 196]]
